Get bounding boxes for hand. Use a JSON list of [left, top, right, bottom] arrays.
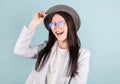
[[28, 11, 47, 30]]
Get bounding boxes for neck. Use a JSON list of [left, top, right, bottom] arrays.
[[57, 40, 68, 49]]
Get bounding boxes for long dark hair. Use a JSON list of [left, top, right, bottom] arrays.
[[35, 11, 81, 78]]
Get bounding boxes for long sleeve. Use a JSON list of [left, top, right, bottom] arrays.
[[14, 26, 47, 58], [70, 48, 90, 84]]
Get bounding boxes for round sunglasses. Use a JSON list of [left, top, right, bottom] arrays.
[[49, 21, 65, 29]]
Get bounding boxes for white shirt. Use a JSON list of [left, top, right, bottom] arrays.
[[47, 46, 69, 84]]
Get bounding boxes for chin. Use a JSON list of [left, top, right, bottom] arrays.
[[57, 38, 67, 42]]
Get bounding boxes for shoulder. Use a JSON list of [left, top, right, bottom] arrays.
[[38, 40, 48, 47], [37, 40, 48, 50], [78, 47, 90, 62]]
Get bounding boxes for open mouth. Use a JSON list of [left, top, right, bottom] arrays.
[[56, 31, 64, 36]]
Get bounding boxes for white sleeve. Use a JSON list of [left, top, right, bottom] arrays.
[[70, 48, 90, 84], [14, 26, 47, 58]]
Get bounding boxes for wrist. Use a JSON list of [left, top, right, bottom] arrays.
[[28, 21, 37, 30]]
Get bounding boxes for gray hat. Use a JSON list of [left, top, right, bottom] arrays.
[[45, 4, 81, 31]]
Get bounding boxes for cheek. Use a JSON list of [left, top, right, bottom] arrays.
[[64, 26, 68, 35]]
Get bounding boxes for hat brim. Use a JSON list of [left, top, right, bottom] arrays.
[[45, 5, 81, 31]]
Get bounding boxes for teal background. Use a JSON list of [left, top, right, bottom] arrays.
[[0, 0, 120, 84]]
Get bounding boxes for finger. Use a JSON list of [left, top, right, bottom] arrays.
[[43, 13, 48, 17], [38, 13, 44, 18], [38, 11, 48, 18]]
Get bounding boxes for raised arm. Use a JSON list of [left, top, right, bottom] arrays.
[[14, 11, 47, 58]]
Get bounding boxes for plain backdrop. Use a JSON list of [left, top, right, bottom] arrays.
[[0, 0, 120, 84]]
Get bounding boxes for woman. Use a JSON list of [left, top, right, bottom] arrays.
[[14, 5, 90, 84]]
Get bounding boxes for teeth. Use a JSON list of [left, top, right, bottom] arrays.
[[56, 32, 60, 33], [56, 32, 60, 34], [56, 32, 63, 35]]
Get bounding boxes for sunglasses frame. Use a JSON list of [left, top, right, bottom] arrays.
[[49, 21, 65, 29]]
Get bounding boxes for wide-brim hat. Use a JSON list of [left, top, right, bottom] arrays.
[[45, 4, 81, 31]]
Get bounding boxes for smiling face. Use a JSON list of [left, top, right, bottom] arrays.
[[50, 14, 68, 43]]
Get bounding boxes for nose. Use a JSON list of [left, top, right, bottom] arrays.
[[54, 23, 61, 30]]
